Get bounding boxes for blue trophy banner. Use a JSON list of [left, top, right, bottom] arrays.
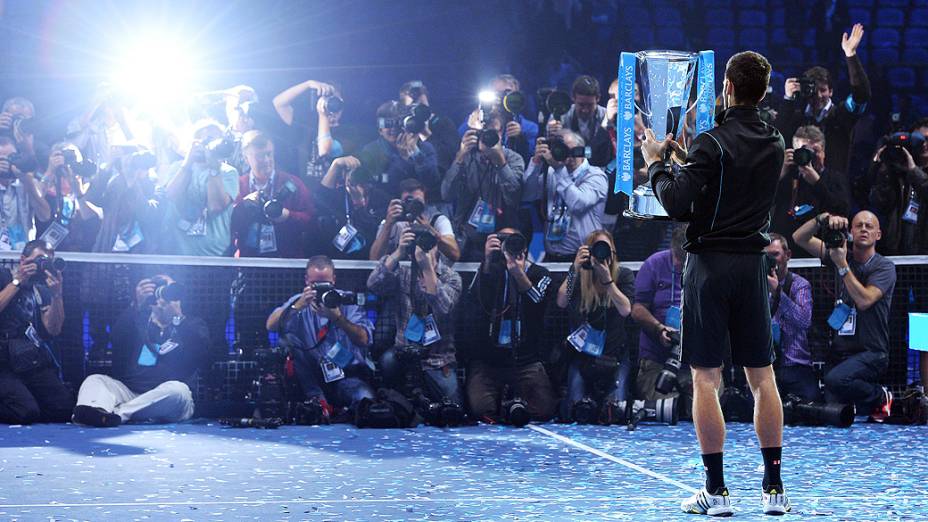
[[696, 50, 716, 135], [616, 52, 636, 197]]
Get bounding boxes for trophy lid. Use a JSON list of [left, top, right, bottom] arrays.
[[636, 50, 699, 61]]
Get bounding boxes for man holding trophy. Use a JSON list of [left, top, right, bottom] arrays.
[[639, 51, 789, 516]]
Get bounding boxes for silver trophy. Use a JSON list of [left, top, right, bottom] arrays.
[[617, 50, 715, 220]]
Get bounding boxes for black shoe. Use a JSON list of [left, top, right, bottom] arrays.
[[72, 405, 121, 427]]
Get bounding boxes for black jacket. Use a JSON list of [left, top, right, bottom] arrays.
[[869, 162, 928, 255], [771, 166, 850, 257], [650, 106, 785, 254]]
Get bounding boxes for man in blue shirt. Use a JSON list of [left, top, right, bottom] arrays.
[[267, 256, 375, 420]]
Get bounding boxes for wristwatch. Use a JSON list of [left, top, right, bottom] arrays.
[[838, 266, 850, 278], [11, 278, 20, 288]]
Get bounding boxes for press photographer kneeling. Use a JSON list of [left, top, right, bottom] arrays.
[[793, 211, 896, 421], [556, 230, 636, 423], [73, 276, 208, 427], [367, 221, 463, 425], [267, 256, 375, 423], [0, 240, 70, 424], [465, 228, 556, 426]]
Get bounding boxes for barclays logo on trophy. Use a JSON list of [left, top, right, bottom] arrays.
[[616, 50, 715, 220]]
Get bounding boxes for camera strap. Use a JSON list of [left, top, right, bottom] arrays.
[[770, 271, 794, 317]]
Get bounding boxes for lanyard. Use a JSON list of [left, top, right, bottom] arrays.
[[343, 190, 352, 225], [670, 267, 679, 307]]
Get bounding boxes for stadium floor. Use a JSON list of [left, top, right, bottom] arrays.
[[0, 420, 925, 521]]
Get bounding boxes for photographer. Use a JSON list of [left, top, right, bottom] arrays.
[[764, 233, 819, 402], [459, 74, 537, 162], [793, 211, 895, 420], [544, 75, 612, 168], [314, 156, 387, 260], [266, 256, 375, 419], [1, 97, 44, 174], [357, 101, 440, 199], [774, 23, 869, 175], [868, 124, 928, 255], [555, 231, 635, 419], [0, 135, 52, 251], [72, 275, 208, 427], [369, 178, 459, 264], [164, 120, 239, 256], [367, 223, 463, 405], [771, 125, 850, 255], [441, 111, 524, 262], [231, 130, 312, 258], [66, 84, 138, 167], [0, 240, 70, 424], [273, 79, 344, 184], [399, 81, 459, 173], [36, 143, 102, 252], [523, 130, 607, 262], [465, 228, 557, 423], [631, 225, 696, 416]]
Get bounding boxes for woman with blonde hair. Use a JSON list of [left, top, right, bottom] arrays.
[[555, 229, 635, 422]]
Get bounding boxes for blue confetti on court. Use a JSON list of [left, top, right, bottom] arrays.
[[0, 421, 926, 520]]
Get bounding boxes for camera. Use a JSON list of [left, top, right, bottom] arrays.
[[0, 115, 35, 139], [124, 150, 156, 174], [817, 216, 848, 249], [782, 394, 855, 428], [192, 136, 236, 164], [570, 397, 600, 424], [477, 128, 500, 148], [603, 398, 679, 427], [59, 147, 100, 178], [881, 132, 926, 169], [538, 88, 571, 119], [543, 136, 587, 163], [401, 197, 425, 222], [654, 331, 682, 395], [765, 251, 779, 275], [263, 180, 297, 221], [310, 281, 366, 309], [323, 95, 344, 115], [412, 389, 465, 427], [500, 396, 530, 427], [582, 240, 612, 270], [410, 223, 437, 252], [403, 103, 432, 134], [798, 76, 816, 100], [34, 255, 65, 274], [792, 146, 814, 168], [492, 232, 527, 264], [145, 276, 183, 306]]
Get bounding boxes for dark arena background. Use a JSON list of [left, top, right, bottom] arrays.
[[1, 0, 928, 520]]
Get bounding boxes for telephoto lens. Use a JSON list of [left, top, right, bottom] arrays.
[[792, 147, 814, 167], [501, 397, 530, 427]]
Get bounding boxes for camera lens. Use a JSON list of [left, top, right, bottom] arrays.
[[502, 232, 527, 256], [402, 197, 425, 222], [793, 147, 814, 167], [411, 223, 437, 251], [263, 199, 284, 220], [590, 240, 612, 262], [324, 95, 344, 114], [545, 90, 572, 118], [478, 129, 500, 148], [548, 139, 569, 162], [502, 91, 525, 115]]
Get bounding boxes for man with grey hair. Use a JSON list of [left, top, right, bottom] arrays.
[[523, 130, 607, 261]]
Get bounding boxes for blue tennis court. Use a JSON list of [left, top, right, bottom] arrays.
[[1, 421, 925, 520]]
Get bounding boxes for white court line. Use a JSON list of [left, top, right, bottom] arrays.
[[528, 424, 700, 494]]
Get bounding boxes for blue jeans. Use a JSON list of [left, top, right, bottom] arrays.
[[566, 355, 632, 405], [380, 347, 461, 403], [776, 365, 821, 403], [290, 347, 374, 409], [823, 351, 888, 411]]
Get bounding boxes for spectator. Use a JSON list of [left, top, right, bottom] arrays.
[[163, 120, 239, 256], [267, 256, 375, 420], [459, 74, 538, 163], [793, 211, 895, 421], [230, 130, 312, 258], [868, 123, 928, 255], [465, 229, 557, 423], [631, 225, 697, 417], [556, 230, 635, 420], [441, 111, 524, 262], [357, 100, 440, 199], [0, 135, 52, 251], [369, 178, 460, 264], [72, 275, 207, 427], [771, 125, 850, 256], [764, 233, 819, 402], [273, 79, 344, 184], [399, 81, 459, 174], [0, 240, 71, 424], [367, 222, 463, 405], [774, 23, 869, 175], [36, 144, 102, 252], [313, 156, 387, 260], [523, 130, 607, 262], [546, 75, 612, 167]]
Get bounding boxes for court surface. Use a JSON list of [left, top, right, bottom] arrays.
[[1, 420, 925, 520]]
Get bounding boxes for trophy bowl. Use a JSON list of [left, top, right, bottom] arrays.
[[617, 49, 714, 220]]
